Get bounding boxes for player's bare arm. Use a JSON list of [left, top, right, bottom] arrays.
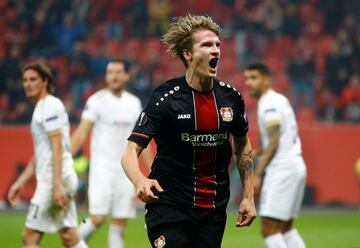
[[122, 141, 163, 202], [49, 131, 69, 209], [233, 135, 256, 227], [70, 119, 93, 155], [140, 144, 154, 173], [253, 123, 280, 193], [7, 157, 35, 207]]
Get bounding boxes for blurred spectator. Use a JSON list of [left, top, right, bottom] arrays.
[[288, 43, 316, 111], [281, 3, 301, 38], [147, 0, 169, 37], [341, 73, 360, 123], [67, 39, 92, 109]]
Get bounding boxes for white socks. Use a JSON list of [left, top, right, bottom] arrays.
[[70, 240, 88, 248], [108, 224, 124, 248], [265, 233, 287, 248], [23, 246, 40, 248], [284, 229, 306, 248], [265, 229, 306, 248], [78, 218, 97, 241]]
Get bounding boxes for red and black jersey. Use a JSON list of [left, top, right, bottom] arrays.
[[128, 76, 248, 211]]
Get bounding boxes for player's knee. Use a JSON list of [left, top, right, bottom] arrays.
[[59, 228, 80, 247], [91, 215, 105, 227], [21, 228, 40, 245]]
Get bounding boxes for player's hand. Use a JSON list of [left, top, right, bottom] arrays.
[[136, 178, 163, 202], [7, 184, 21, 207], [236, 197, 256, 227], [53, 184, 69, 209]]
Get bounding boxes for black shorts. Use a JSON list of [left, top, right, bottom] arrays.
[[145, 203, 227, 248]]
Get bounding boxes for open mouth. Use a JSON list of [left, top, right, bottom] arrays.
[[209, 58, 218, 69]]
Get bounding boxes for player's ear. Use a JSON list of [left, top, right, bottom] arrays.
[[182, 49, 192, 61]]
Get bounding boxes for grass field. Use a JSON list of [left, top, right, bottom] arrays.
[[1, 208, 359, 248]]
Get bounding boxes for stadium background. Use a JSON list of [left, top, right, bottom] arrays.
[[0, 0, 360, 247]]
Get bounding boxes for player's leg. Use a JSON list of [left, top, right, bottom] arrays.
[[192, 210, 226, 248], [147, 222, 191, 248], [282, 163, 307, 248], [261, 217, 287, 248], [109, 178, 136, 248], [78, 170, 110, 241], [282, 220, 306, 248], [108, 218, 128, 248], [22, 227, 43, 247], [59, 227, 88, 248]]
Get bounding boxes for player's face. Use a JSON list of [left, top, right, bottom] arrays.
[[106, 62, 129, 92], [244, 69, 266, 98], [22, 69, 48, 101], [187, 29, 220, 79]]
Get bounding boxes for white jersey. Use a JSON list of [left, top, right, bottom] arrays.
[[31, 95, 73, 182], [82, 89, 142, 176], [257, 90, 302, 169]]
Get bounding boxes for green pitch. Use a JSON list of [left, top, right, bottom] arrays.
[[1, 208, 359, 248]]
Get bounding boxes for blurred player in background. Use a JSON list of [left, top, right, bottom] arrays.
[[7, 62, 87, 248], [244, 62, 307, 248], [71, 60, 153, 248], [122, 14, 256, 248]]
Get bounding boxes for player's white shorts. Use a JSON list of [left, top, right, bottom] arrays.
[[25, 172, 79, 233], [259, 156, 306, 221], [88, 167, 136, 219]]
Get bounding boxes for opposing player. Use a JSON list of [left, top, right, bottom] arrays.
[[7, 62, 87, 248], [71, 60, 153, 248], [122, 14, 256, 248], [244, 62, 307, 248]]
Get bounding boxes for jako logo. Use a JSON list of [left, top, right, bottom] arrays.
[[178, 114, 191, 119]]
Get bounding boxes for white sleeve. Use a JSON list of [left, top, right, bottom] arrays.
[[81, 96, 97, 122], [262, 106, 281, 126], [42, 100, 64, 133]]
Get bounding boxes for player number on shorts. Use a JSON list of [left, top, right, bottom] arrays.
[[29, 203, 40, 219]]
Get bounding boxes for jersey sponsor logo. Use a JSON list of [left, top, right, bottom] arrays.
[[177, 114, 191, 119], [181, 132, 228, 147], [220, 107, 233, 122], [137, 112, 148, 126], [45, 115, 58, 122], [154, 235, 166, 248], [265, 108, 276, 113]]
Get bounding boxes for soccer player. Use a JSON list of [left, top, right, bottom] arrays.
[[7, 62, 87, 248], [122, 14, 256, 248], [244, 62, 307, 248], [71, 60, 153, 248]]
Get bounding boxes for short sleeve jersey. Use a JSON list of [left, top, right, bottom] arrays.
[[128, 76, 248, 211], [30, 95, 73, 181], [82, 89, 142, 174], [257, 90, 302, 168]]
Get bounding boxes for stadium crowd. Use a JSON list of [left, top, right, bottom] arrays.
[[0, 0, 359, 124]]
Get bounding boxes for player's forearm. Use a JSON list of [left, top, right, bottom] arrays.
[[70, 128, 86, 155], [140, 145, 154, 172], [254, 139, 278, 176], [122, 142, 148, 187], [50, 134, 63, 187], [12, 157, 35, 188], [233, 135, 255, 199]]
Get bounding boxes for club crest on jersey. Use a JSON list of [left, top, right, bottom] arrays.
[[220, 107, 233, 122], [154, 235, 166, 248]]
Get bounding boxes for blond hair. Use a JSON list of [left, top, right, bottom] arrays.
[[162, 14, 220, 68]]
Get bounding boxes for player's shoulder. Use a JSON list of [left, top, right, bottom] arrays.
[[42, 95, 65, 109], [87, 89, 108, 102], [214, 78, 244, 99], [122, 90, 141, 104], [152, 76, 183, 95]]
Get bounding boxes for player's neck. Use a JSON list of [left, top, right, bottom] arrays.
[[259, 88, 271, 98], [185, 71, 213, 92], [108, 87, 124, 97], [32, 90, 49, 105]]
